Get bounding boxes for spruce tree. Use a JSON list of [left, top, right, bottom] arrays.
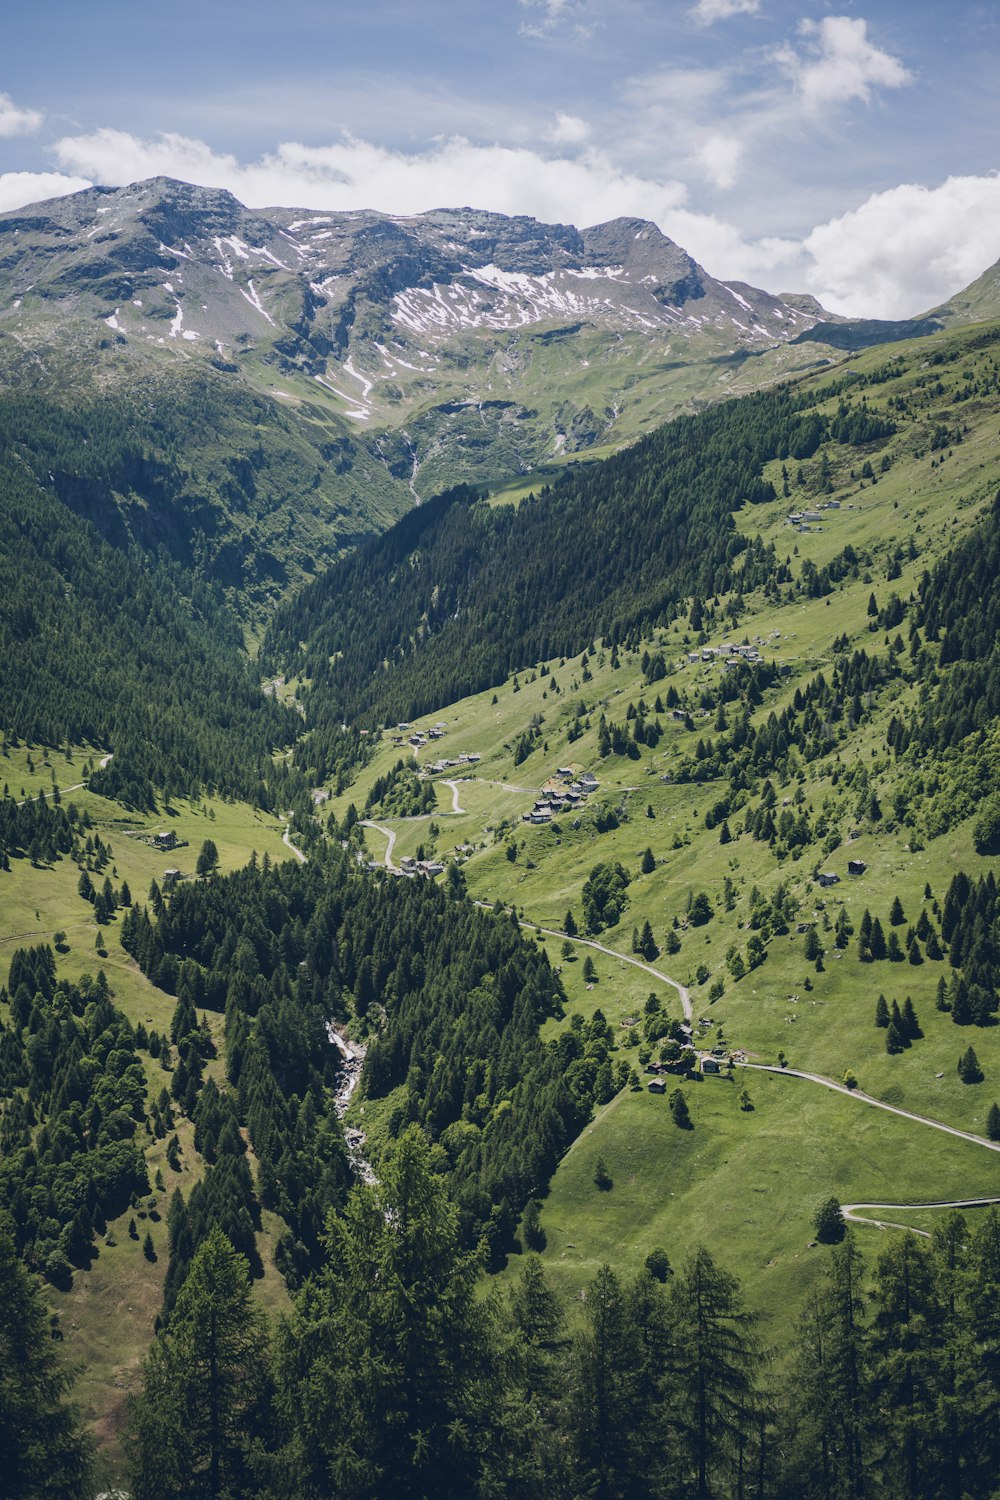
[[874, 994, 890, 1028], [669, 1089, 692, 1129], [870, 918, 887, 960], [522, 1199, 546, 1252], [959, 1046, 984, 1084], [988, 1102, 1000, 1142], [798, 1235, 868, 1496], [868, 1235, 945, 1498], [814, 1197, 846, 1244], [886, 1021, 905, 1054], [569, 1264, 642, 1496]]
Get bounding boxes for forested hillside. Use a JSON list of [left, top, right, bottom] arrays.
[[119, 847, 605, 1266], [0, 455, 298, 808], [0, 380, 407, 628], [262, 378, 895, 725]]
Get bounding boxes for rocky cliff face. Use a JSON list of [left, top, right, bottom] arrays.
[[0, 177, 833, 495]]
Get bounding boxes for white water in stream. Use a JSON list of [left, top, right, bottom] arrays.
[[327, 1024, 377, 1184]]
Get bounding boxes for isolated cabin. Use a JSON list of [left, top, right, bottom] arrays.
[[847, 859, 868, 876]]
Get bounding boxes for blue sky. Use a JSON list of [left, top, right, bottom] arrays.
[[2, 0, 1000, 315]]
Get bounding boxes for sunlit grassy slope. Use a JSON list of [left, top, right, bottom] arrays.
[[328, 321, 1000, 1332]]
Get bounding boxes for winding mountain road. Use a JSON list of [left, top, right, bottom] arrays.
[[474, 905, 692, 1022], [15, 752, 113, 806], [282, 821, 308, 865], [442, 779, 465, 814], [348, 805, 999, 1239], [362, 820, 398, 871], [740, 1061, 1000, 1154], [840, 1197, 1000, 1238]]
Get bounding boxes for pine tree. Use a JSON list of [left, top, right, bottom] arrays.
[[594, 1156, 613, 1191], [506, 1257, 569, 1491], [641, 846, 655, 874], [870, 918, 887, 960], [868, 1235, 945, 1498], [786, 1235, 869, 1499], [886, 1021, 905, 1054], [874, 994, 890, 1028], [814, 1197, 846, 1244], [522, 1199, 546, 1252], [988, 1103, 1000, 1142], [196, 839, 220, 880], [0, 1219, 93, 1499], [669, 1089, 692, 1129], [901, 997, 921, 1040], [569, 1264, 641, 1497], [889, 895, 905, 926]]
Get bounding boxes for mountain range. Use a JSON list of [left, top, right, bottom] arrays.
[[0, 178, 841, 504], [5, 175, 999, 558]]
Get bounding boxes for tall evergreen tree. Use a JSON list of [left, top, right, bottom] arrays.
[[126, 1228, 271, 1500], [570, 1264, 644, 1499], [273, 1127, 509, 1500], [784, 1234, 868, 1500], [669, 1247, 766, 1500], [868, 1234, 947, 1500], [0, 1219, 93, 1500]]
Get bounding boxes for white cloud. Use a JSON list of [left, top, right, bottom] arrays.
[[695, 132, 745, 191], [776, 16, 912, 113], [0, 171, 91, 214], [517, 0, 595, 39], [0, 126, 983, 322], [548, 112, 590, 146], [690, 0, 760, 26], [53, 127, 693, 228], [801, 173, 1000, 318], [624, 18, 912, 196], [0, 92, 44, 137]]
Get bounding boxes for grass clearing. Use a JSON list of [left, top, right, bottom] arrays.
[[520, 1065, 1000, 1343]]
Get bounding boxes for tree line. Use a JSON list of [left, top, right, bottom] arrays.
[[11, 1121, 1000, 1499]]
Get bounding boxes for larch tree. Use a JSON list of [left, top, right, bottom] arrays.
[[125, 1227, 271, 1500]]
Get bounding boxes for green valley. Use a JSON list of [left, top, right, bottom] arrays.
[[8, 216, 1000, 1497]]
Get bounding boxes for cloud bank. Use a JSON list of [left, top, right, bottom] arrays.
[[0, 127, 996, 320]]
